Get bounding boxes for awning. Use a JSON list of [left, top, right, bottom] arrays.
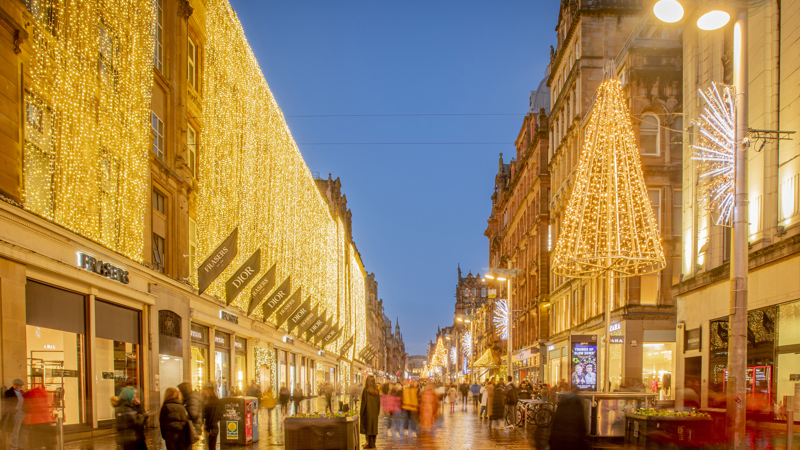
[[474, 348, 501, 368]]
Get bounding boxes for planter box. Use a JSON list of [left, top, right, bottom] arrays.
[[284, 415, 360, 450], [625, 413, 714, 449]]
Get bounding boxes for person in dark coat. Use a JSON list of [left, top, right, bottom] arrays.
[[177, 382, 202, 437], [202, 383, 223, 450], [159, 387, 194, 450], [549, 387, 588, 450], [114, 388, 147, 450], [359, 376, 381, 449], [490, 381, 506, 430]]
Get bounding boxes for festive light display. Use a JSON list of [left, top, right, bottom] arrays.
[[339, 360, 351, 386], [552, 78, 665, 278], [196, 0, 364, 343], [462, 332, 472, 356], [23, 0, 155, 260], [494, 300, 509, 339], [350, 248, 367, 356], [449, 347, 457, 365], [692, 83, 736, 226], [254, 345, 276, 393], [430, 337, 446, 367]]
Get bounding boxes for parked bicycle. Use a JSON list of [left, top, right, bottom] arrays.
[[507, 399, 554, 428]]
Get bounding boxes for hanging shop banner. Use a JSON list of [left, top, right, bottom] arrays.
[[314, 320, 333, 345], [327, 326, 343, 345], [570, 335, 598, 392], [339, 335, 354, 358], [276, 288, 303, 329], [198, 228, 238, 294], [225, 250, 261, 305], [305, 312, 327, 341], [247, 263, 276, 316], [357, 347, 368, 361], [321, 323, 340, 348], [295, 305, 319, 337], [286, 297, 312, 333], [261, 277, 291, 321]]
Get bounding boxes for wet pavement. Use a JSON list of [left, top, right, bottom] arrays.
[[59, 396, 800, 449]]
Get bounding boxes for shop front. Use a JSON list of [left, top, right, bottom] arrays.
[[190, 323, 210, 391], [214, 331, 231, 397], [234, 337, 247, 393], [546, 340, 568, 387]]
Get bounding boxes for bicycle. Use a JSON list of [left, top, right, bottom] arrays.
[[511, 400, 554, 428]]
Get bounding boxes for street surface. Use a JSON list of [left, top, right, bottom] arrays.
[[62, 395, 797, 449]]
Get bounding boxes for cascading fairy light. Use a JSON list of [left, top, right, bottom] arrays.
[[430, 337, 446, 368], [494, 300, 509, 339], [692, 83, 736, 226], [461, 332, 472, 355], [552, 78, 665, 278], [350, 249, 366, 356], [197, 0, 362, 342], [23, 0, 155, 260]]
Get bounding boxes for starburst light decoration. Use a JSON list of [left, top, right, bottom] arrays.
[[692, 83, 736, 226], [462, 332, 472, 356], [430, 337, 447, 367], [552, 78, 665, 278], [494, 300, 509, 339], [450, 347, 457, 365]]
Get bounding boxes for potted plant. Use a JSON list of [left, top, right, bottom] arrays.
[[626, 408, 714, 449], [284, 411, 360, 450]]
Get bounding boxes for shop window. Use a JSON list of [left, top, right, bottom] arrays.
[[673, 189, 682, 237], [215, 331, 230, 398], [152, 233, 165, 274], [642, 342, 675, 400], [640, 113, 660, 156], [154, 0, 163, 72], [188, 36, 198, 91], [235, 337, 247, 393], [25, 281, 86, 426], [191, 324, 209, 392], [640, 274, 659, 305], [95, 300, 141, 422]]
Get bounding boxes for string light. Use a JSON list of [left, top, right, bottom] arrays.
[[430, 337, 446, 368], [23, 0, 155, 260], [461, 332, 472, 356], [692, 83, 736, 226], [254, 345, 276, 393], [449, 347, 457, 365], [494, 300, 508, 339], [350, 248, 366, 356], [552, 78, 665, 278]]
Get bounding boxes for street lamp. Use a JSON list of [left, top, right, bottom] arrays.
[[456, 314, 475, 382], [485, 266, 521, 381], [654, 2, 747, 448]]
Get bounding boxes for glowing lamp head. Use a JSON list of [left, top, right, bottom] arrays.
[[697, 3, 730, 30], [653, 0, 684, 23], [496, 277, 507, 282], [484, 274, 495, 280]]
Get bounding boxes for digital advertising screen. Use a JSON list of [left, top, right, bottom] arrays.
[[570, 335, 598, 391]]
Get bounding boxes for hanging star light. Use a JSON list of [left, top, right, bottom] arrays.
[[692, 83, 736, 226], [552, 77, 665, 278], [461, 332, 472, 355], [494, 300, 509, 340]]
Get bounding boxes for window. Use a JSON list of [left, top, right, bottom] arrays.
[[154, 0, 163, 72], [673, 190, 682, 236], [152, 233, 165, 273], [640, 274, 659, 305], [189, 218, 197, 272], [152, 190, 165, 214], [26, 0, 59, 37], [481, 288, 486, 298], [640, 114, 660, 155], [151, 112, 164, 160], [187, 125, 197, 178], [188, 37, 197, 90], [649, 189, 661, 231]]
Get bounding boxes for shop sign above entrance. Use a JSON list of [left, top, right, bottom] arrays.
[[610, 336, 624, 344], [220, 310, 238, 325], [609, 323, 622, 332], [198, 228, 238, 294], [684, 327, 701, 352], [77, 253, 129, 284]]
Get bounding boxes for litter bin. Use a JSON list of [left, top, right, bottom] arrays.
[[220, 396, 259, 445]]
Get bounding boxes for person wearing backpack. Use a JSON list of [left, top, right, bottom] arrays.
[[504, 376, 519, 429]]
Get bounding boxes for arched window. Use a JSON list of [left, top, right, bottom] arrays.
[[640, 113, 660, 156]]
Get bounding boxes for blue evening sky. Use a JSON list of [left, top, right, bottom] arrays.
[[228, 0, 560, 355]]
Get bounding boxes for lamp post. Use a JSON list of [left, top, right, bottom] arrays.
[[654, 2, 747, 448], [456, 314, 476, 382], [485, 266, 522, 381]]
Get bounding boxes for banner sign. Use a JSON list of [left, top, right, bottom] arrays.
[[570, 335, 598, 392], [305, 312, 327, 341], [685, 327, 701, 352], [286, 298, 312, 333], [321, 323, 340, 347], [488, 289, 497, 299], [327, 326, 343, 345], [357, 346, 368, 360], [314, 321, 333, 345], [198, 228, 238, 294], [247, 263, 276, 316], [276, 288, 302, 329], [339, 335, 354, 357], [225, 250, 261, 305], [261, 277, 291, 321], [295, 306, 319, 337]]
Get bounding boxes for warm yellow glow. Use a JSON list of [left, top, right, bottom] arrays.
[[484, 274, 495, 279], [697, 9, 730, 31], [653, 0, 684, 23], [552, 78, 666, 278], [23, 0, 155, 260], [350, 247, 367, 356], [430, 337, 447, 368]]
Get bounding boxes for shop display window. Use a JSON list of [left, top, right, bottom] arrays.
[[160, 355, 184, 402], [96, 339, 139, 421], [215, 350, 230, 398], [192, 346, 208, 391], [235, 353, 246, 392], [642, 342, 675, 400]]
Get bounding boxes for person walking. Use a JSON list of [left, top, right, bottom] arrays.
[[401, 380, 419, 438], [549, 386, 589, 450], [202, 383, 223, 450], [489, 381, 506, 430], [279, 383, 290, 415], [24, 384, 57, 449], [470, 381, 481, 411], [349, 383, 361, 411], [159, 387, 197, 450], [261, 384, 277, 428], [177, 382, 202, 438], [359, 376, 381, 449], [114, 387, 147, 450], [323, 382, 334, 413], [459, 381, 469, 410], [504, 376, 519, 428], [418, 383, 439, 432], [479, 382, 489, 419], [388, 384, 404, 438], [447, 384, 457, 413], [3, 379, 26, 450], [292, 383, 304, 414]]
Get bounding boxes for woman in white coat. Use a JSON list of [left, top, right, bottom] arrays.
[[479, 382, 489, 419]]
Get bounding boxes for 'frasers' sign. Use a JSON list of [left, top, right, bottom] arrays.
[[78, 253, 129, 284]]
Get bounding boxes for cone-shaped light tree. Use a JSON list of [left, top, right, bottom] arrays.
[[430, 337, 447, 368]]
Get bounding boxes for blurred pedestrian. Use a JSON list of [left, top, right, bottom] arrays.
[[359, 376, 381, 449], [490, 381, 506, 430], [483, 381, 494, 421], [202, 383, 223, 450], [459, 381, 469, 410], [519, 380, 532, 400], [177, 382, 202, 437], [349, 383, 361, 411], [24, 384, 56, 449], [504, 376, 518, 428], [246, 381, 261, 398], [388, 384, 404, 438], [470, 380, 481, 411], [3, 379, 26, 450], [279, 383, 290, 415], [401, 380, 419, 438], [549, 386, 588, 450], [261, 384, 277, 428], [418, 383, 439, 431], [292, 383, 304, 414], [323, 382, 334, 413], [447, 384, 457, 413], [114, 388, 147, 450], [159, 387, 196, 450]]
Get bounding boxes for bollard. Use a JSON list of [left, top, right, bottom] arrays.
[[789, 410, 794, 450], [57, 415, 64, 450]]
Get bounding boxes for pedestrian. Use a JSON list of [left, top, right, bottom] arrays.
[[177, 382, 203, 437], [489, 381, 506, 430], [24, 384, 57, 449], [114, 387, 147, 450], [459, 380, 469, 410], [159, 387, 197, 450], [418, 383, 439, 431], [504, 376, 519, 428], [292, 383, 303, 414], [388, 384, 404, 438], [447, 384, 457, 413], [519, 380, 532, 400], [434, 383, 445, 413], [349, 382, 361, 411], [479, 381, 489, 419], [359, 375, 381, 449], [3, 379, 26, 450], [323, 382, 334, 413], [549, 386, 589, 450], [470, 380, 481, 411], [202, 383, 223, 450], [246, 381, 261, 398], [401, 380, 419, 438], [279, 383, 290, 415]]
